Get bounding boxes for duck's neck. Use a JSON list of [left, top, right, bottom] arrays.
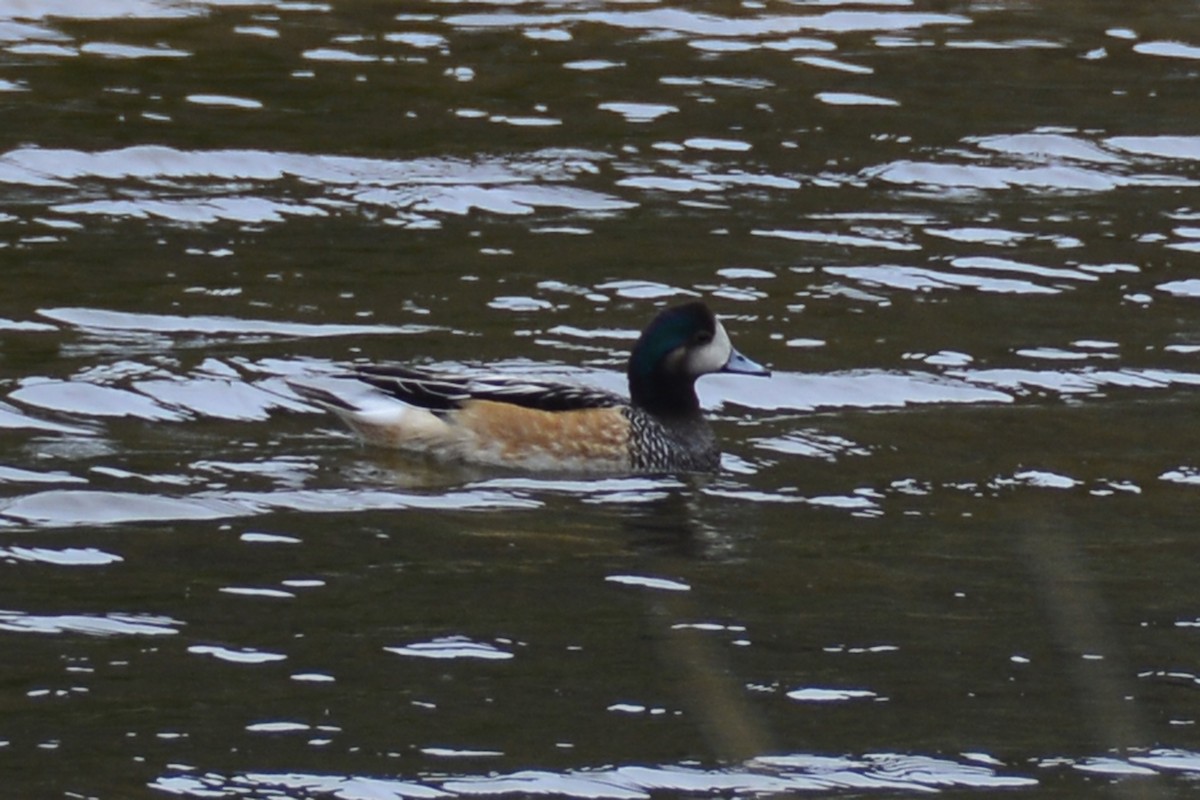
[[628, 369, 702, 419]]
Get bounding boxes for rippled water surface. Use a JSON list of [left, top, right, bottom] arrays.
[[3, 1, 1200, 797]]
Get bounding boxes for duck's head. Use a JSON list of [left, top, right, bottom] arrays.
[[627, 301, 770, 417]]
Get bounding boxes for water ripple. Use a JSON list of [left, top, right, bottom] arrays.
[[0, 487, 538, 527], [0, 145, 632, 228], [39, 306, 427, 338], [0, 545, 122, 566], [150, 750, 1039, 798], [445, 9, 969, 38], [0, 610, 180, 636], [385, 636, 515, 661]]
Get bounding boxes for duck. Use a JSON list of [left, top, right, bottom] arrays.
[[288, 301, 770, 473]]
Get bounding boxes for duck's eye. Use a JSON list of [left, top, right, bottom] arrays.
[[693, 331, 713, 346]]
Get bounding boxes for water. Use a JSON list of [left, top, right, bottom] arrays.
[[2, 1, 1200, 796]]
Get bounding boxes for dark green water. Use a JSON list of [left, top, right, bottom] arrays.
[[2, 1, 1200, 797]]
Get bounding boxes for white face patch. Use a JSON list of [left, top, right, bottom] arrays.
[[684, 319, 733, 376]]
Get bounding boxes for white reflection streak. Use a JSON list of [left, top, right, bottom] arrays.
[[188, 645, 285, 664], [446, 9, 970, 37], [151, 749, 1040, 797], [1107, 135, 1200, 160], [754, 228, 916, 251], [787, 687, 878, 702], [975, 133, 1124, 164], [950, 256, 1099, 286], [0, 464, 87, 484], [870, 158, 1197, 191], [0, 1, 200, 22], [0, 546, 121, 565], [385, 636, 514, 660], [825, 265, 1060, 295], [0, 145, 633, 225], [0, 487, 539, 527], [0, 610, 179, 636], [37, 306, 424, 336]]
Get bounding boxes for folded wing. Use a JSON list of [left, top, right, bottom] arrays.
[[352, 365, 625, 413]]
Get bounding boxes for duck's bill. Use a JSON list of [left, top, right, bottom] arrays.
[[722, 348, 771, 377]]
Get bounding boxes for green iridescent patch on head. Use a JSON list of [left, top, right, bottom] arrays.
[[628, 301, 716, 379]]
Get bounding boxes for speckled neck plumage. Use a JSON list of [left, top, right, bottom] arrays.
[[624, 406, 718, 472]]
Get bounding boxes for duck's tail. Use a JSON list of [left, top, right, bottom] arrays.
[[286, 378, 359, 412], [286, 377, 455, 450]]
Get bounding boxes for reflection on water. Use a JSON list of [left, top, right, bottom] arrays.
[[3, 0, 1200, 797], [154, 752, 1043, 797], [9, 302, 1200, 525], [0, 145, 631, 227]]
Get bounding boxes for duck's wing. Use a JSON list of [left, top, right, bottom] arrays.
[[351, 365, 626, 413]]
